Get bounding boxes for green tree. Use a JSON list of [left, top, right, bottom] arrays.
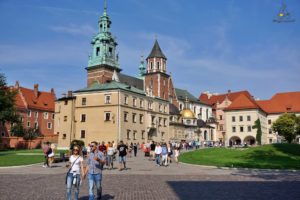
[[23, 128, 40, 149], [10, 123, 26, 137], [252, 118, 262, 145], [272, 113, 299, 143], [0, 73, 18, 124]]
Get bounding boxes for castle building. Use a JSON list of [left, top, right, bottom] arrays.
[[0, 82, 56, 148], [223, 91, 300, 146], [55, 1, 215, 148]]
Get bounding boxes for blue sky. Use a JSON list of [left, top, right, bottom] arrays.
[[0, 0, 299, 99]]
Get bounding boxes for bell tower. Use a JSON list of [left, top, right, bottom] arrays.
[[86, 0, 121, 86], [144, 40, 178, 106]]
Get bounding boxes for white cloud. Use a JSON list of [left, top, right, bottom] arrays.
[[50, 24, 97, 36]]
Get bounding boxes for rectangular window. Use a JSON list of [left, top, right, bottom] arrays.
[[44, 112, 48, 119], [27, 121, 30, 127], [82, 98, 86, 106], [64, 116, 67, 122], [140, 99, 144, 108], [124, 96, 128, 105], [159, 104, 162, 112], [96, 47, 100, 56], [64, 100, 68, 105], [269, 129, 272, 134], [239, 116, 243, 122], [161, 132, 165, 140], [52, 113, 55, 120], [27, 110, 31, 117], [47, 122, 52, 129], [81, 114, 86, 122], [240, 126, 244, 132], [20, 117, 24, 123], [105, 95, 111, 104], [159, 117, 162, 126], [133, 131, 137, 140], [133, 98, 137, 107], [164, 118, 167, 127], [219, 115, 223, 120], [81, 130, 85, 138], [34, 112, 38, 118], [124, 112, 128, 122], [127, 130, 130, 140], [141, 130, 145, 139], [104, 112, 111, 121], [139, 114, 144, 124], [132, 113, 137, 123], [232, 116, 235, 122], [232, 126, 236, 132], [164, 105, 167, 113], [247, 116, 251, 121], [268, 119, 272, 125], [220, 125, 223, 131], [148, 101, 153, 110], [63, 134, 67, 139], [151, 116, 155, 124], [34, 122, 38, 129], [247, 126, 251, 132]]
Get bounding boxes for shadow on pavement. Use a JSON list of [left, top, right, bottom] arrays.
[[167, 181, 300, 200], [78, 194, 114, 200]]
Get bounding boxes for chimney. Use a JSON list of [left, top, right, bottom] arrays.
[[50, 88, 55, 94], [34, 84, 39, 98], [228, 89, 231, 94], [67, 91, 73, 97], [15, 81, 20, 89]]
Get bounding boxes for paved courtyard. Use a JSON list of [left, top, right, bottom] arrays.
[[1, 150, 300, 200]]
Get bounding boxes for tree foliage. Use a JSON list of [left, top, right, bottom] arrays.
[[70, 139, 85, 149], [10, 123, 26, 137], [0, 73, 18, 124], [272, 113, 300, 143], [252, 118, 262, 145]]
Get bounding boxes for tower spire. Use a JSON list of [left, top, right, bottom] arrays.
[[104, 0, 107, 14]]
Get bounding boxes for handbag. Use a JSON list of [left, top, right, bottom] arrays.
[[65, 156, 80, 184]]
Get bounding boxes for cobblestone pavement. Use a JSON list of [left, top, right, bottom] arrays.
[[1, 150, 300, 200]]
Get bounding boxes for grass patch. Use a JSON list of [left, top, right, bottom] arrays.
[[0, 149, 67, 167], [179, 144, 300, 169]]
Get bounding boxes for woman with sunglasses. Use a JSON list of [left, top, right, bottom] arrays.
[[66, 145, 84, 200]]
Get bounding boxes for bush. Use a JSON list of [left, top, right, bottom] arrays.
[[15, 141, 26, 150], [35, 142, 42, 149]]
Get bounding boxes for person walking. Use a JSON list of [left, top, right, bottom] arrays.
[[167, 143, 173, 164], [150, 141, 156, 161], [161, 143, 168, 166], [154, 143, 162, 166], [98, 141, 107, 170], [174, 147, 180, 164], [66, 145, 84, 200], [42, 142, 50, 168], [133, 143, 138, 157], [107, 143, 116, 170], [84, 141, 106, 200], [117, 141, 128, 171]]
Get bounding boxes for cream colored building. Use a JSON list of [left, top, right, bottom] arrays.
[[55, 82, 169, 148], [224, 92, 300, 146]]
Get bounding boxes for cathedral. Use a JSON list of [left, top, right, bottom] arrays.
[[55, 1, 216, 148]]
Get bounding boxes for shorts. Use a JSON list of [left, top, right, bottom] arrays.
[[119, 156, 126, 163], [48, 152, 54, 158]]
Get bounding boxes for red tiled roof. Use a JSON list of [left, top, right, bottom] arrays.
[[15, 92, 26, 109], [256, 92, 300, 114], [199, 91, 252, 108], [19, 87, 55, 111], [224, 93, 259, 111]]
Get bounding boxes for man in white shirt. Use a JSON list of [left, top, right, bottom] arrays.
[[154, 143, 162, 166]]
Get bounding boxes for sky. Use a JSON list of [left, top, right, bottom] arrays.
[[0, 0, 299, 100]]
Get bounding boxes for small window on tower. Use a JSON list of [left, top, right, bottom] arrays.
[[109, 47, 113, 56], [96, 47, 100, 56], [150, 62, 153, 70], [157, 62, 160, 70]]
